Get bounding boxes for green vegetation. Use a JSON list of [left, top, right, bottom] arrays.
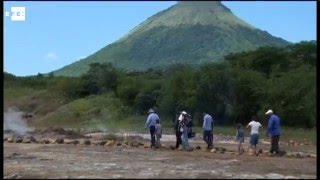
[[4, 41, 316, 133]]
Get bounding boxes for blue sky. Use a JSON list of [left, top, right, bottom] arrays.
[[3, 1, 316, 76]]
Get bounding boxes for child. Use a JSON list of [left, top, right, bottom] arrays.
[[236, 123, 244, 155], [155, 119, 162, 148], [246, 115, 262, 156]]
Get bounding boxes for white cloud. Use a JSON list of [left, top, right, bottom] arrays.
[[45, 52, 59, 61]]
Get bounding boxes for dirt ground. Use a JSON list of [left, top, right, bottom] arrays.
[[3, 131, 317, 179]]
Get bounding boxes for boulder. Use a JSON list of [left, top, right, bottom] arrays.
[[22, 137, 31, 143], [296, 153, 304, 158], [24, 136, 37, 143], [117, 142, 122, 146], [130, 141, 139, 147], [56, 138, 64, 144], [195, 146, 201, 150], [310, 154, 316, 158], [99, 141, 107, 146], [169, 145, 175, 150], [106, 140, 115, 147], [80, 139, 91, 145], [65, 139, 79, 145], [41, 139, 50, 144], [210, 149, 216, 153], [14, 138, 23, 143], [7, 137, 14, 143]]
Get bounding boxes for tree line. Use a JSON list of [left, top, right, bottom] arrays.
[[4, 41, 316, 128]]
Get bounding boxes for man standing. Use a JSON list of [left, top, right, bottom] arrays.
[[174, 112, 182, 149], [202, 113, 214, 150], [247, 115, 262, 156], [145, 109, 160, 148], [265, 109, 281, 156]]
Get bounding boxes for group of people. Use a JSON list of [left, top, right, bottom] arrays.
[[145, 108, 283, 156], [236, 109, 282, 156]]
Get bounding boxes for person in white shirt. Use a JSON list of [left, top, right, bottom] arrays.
[[246, 115, 262, 156]]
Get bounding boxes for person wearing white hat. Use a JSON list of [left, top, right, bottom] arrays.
[[265, 109, 281, 156], [145, 109, 160, 148], [178, 111, 192, 151]]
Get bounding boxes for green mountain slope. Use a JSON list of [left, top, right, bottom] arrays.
[[53, 1, 291, 77]]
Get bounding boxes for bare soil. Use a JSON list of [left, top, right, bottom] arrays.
[[3, 131, 317, 179]]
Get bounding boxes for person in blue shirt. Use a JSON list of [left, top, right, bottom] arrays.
[[236, 123, 244, 155], [145, 109, 160, 148], [202, 113, 214, 150], [265, 109, 281, 156]]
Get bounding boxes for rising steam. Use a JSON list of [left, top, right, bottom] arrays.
[[3, 108, 33, 136]]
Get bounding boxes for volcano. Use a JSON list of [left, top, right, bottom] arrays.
[[53, 1, 291, 76]]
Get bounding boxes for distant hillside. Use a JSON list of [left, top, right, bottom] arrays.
[[53, 1, 291, 77]]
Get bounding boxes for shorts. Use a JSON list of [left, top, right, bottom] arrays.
[[237, 137, 244, 143], [250, 134, 259, 145]]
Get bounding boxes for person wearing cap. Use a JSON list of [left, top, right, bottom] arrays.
[[265, 109, 281, 156], [179, 111, 191, 151], [202, 113, 214, 150], [145, 109, 160, 148]]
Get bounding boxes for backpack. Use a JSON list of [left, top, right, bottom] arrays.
[[186, 114, 193, 128]]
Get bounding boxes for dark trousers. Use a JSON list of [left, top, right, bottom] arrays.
[[175, 131, 182, 148], [270, 135, 280, 154], [203, 130, 213, 149], [149, 126, 156, 147]]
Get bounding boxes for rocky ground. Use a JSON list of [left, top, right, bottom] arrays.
[[3, 127, 317, 179]]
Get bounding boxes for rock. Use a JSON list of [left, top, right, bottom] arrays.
[[187, 148, 193, 151], [138, 142, 144, 146], [99, 140, 107, 146], [169, 145, 175, 150], [42, 139, 50, 144], [306, 154, 311, 158], [299, 143, 304, 146], [130, 141, 139, 147], [210, 149, 216, 153], [56, 138, 64, 144], [80, 139, 91, 145], [106, 140, 115, 147], [117, 142, 122, 146], [22, 137, 31, 143], [195, 146, 201, 150], [310, 154, 316, 158], [296, 153, 304, 158], [49, 139, 56, 144], [294, 143, 299, 146], [14, 138, 23, 143], [7, 137, 14, 143], [258, 149, 263, 154], [124, 141, 129, 145], [65, 139, 79, 145], [144, 146, 149, 148]]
